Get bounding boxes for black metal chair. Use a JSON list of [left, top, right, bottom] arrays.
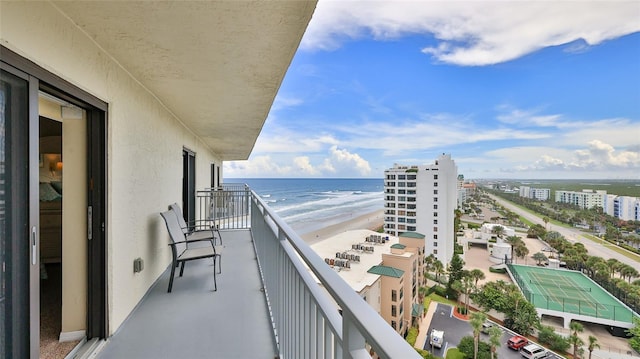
[[160, 210, 222, 292], [169, 203, 222, 245]]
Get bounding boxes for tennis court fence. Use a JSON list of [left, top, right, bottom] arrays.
[[521, 289, 635, 322]]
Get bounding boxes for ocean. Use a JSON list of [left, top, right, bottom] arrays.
[[227, 178, 384, 234]]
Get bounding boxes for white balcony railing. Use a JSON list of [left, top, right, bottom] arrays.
[[198, 185, 420, 359]]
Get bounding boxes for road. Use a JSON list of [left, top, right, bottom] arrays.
[[487, 194, 639, 268], [424, 303, 562, 359]]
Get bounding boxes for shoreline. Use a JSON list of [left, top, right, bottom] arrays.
[[300, 209, 384, 246]]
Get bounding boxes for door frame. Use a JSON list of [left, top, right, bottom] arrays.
[[182, 148, 196, 229], [1, 60, 34, 359], [1, 46, 109, 356]]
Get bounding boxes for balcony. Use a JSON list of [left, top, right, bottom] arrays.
[[97, 185, 419, 359]]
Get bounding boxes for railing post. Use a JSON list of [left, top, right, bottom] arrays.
[[342, 311, 366, 359]]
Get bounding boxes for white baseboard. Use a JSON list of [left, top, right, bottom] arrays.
[[59, 330, 86, 342]]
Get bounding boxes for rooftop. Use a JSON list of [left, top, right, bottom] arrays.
[[311, 229, 398, 292], [399, 232, 425, 239], [367, 266, 405, 279]]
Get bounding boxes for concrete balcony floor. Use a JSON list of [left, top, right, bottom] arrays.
[[97, 229, 277, 359]]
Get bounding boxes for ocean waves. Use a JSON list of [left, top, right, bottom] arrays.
[[229, 178, 384, 233]]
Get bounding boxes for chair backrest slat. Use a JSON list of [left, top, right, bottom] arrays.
[[169, 203, 190, 234], [160, 210, 187, 254]]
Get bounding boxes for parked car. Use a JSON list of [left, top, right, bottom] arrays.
[[521, 343, 548, 358], [481, 321, 494, 334], [430, 329, 444, 349], [507, 335, 529, 350]]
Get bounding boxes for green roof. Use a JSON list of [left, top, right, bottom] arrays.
[[390, 243, 406, 249], [412, 303, 424, 317], [367, 265, 404, 278], [399, 232, 425, 239]]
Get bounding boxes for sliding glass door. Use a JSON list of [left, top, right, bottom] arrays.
[[1, 63, 38, 359]]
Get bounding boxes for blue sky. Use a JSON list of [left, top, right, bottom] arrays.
[[225, 1, 640, 180]]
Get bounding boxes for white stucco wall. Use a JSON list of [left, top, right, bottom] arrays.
[[2, 2, 222, 334]]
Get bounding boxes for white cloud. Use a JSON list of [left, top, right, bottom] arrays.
[[496, 106, 562, 127], [513, 140, 640, 173], [224, 155, 294, 177], [302, 1, 640, 65], [327, 145, 372, 175], [293, 156, 321, 175], [225, 146, 372, 178], [335, 115, 549, 155]]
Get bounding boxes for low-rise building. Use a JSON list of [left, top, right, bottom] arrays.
[[311, 229, 425, 337], [519, 186, 550, 201], [555, 189, 606, 209]]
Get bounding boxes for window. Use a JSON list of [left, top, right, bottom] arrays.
[[434, 189, 438, 195], [433, 227, 438, 232], [392, 305, 397, 317], [434, 234, 438, 239], [434, 182, 438, 187], [434, 204, 438, 209], [391, 320, 397, 330], [392, 290, 397, 302], [398, 175, 406, 180], [433, 249, 438, 254], [434, 219, 438, 224], [434, 242, 438, 247], [433, 212, 438, 217], [434, 197, 438, 202], [434, 174, 438, 180], [399, 287, 404, 300]]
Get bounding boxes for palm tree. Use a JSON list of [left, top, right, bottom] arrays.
[[569, 321, 584, 359], [514, 243, 529, 264], [621, 264, 639, 283], [543, 216, 550, 230], [505, 235, 522, 263], [532, 252, 548, 266], [433, 260, 445, 283], [588, 335, 599, 359], [418, 286, 429, 303], [488, 325, 502, 359], [469, 311, 487, 359], [606, 258, 621, 279], [492, 225, 505, 239], [470, 269, 485, 289]]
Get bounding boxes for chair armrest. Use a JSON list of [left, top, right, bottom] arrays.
[[168, 238, 213, 246]]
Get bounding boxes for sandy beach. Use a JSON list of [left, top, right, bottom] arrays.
[[300, 209, 384, 246]]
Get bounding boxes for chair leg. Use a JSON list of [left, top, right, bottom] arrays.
[[217, 254, 222, 274], [212, 256, 217, 292], [179, 262, 186, 277], [168, 260, 177, 293]]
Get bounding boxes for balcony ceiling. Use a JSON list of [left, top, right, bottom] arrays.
[[53, 1, 317, 160]]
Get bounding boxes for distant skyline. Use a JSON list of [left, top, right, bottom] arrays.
[[224, 1, 640, 180]]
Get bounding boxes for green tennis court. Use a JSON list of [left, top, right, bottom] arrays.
[[507, 264, 635, 324]]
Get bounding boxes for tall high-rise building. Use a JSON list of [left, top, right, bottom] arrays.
[[383, 154, 458, 266]]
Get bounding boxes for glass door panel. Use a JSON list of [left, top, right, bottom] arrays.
[[1, 66, 33, 358]]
